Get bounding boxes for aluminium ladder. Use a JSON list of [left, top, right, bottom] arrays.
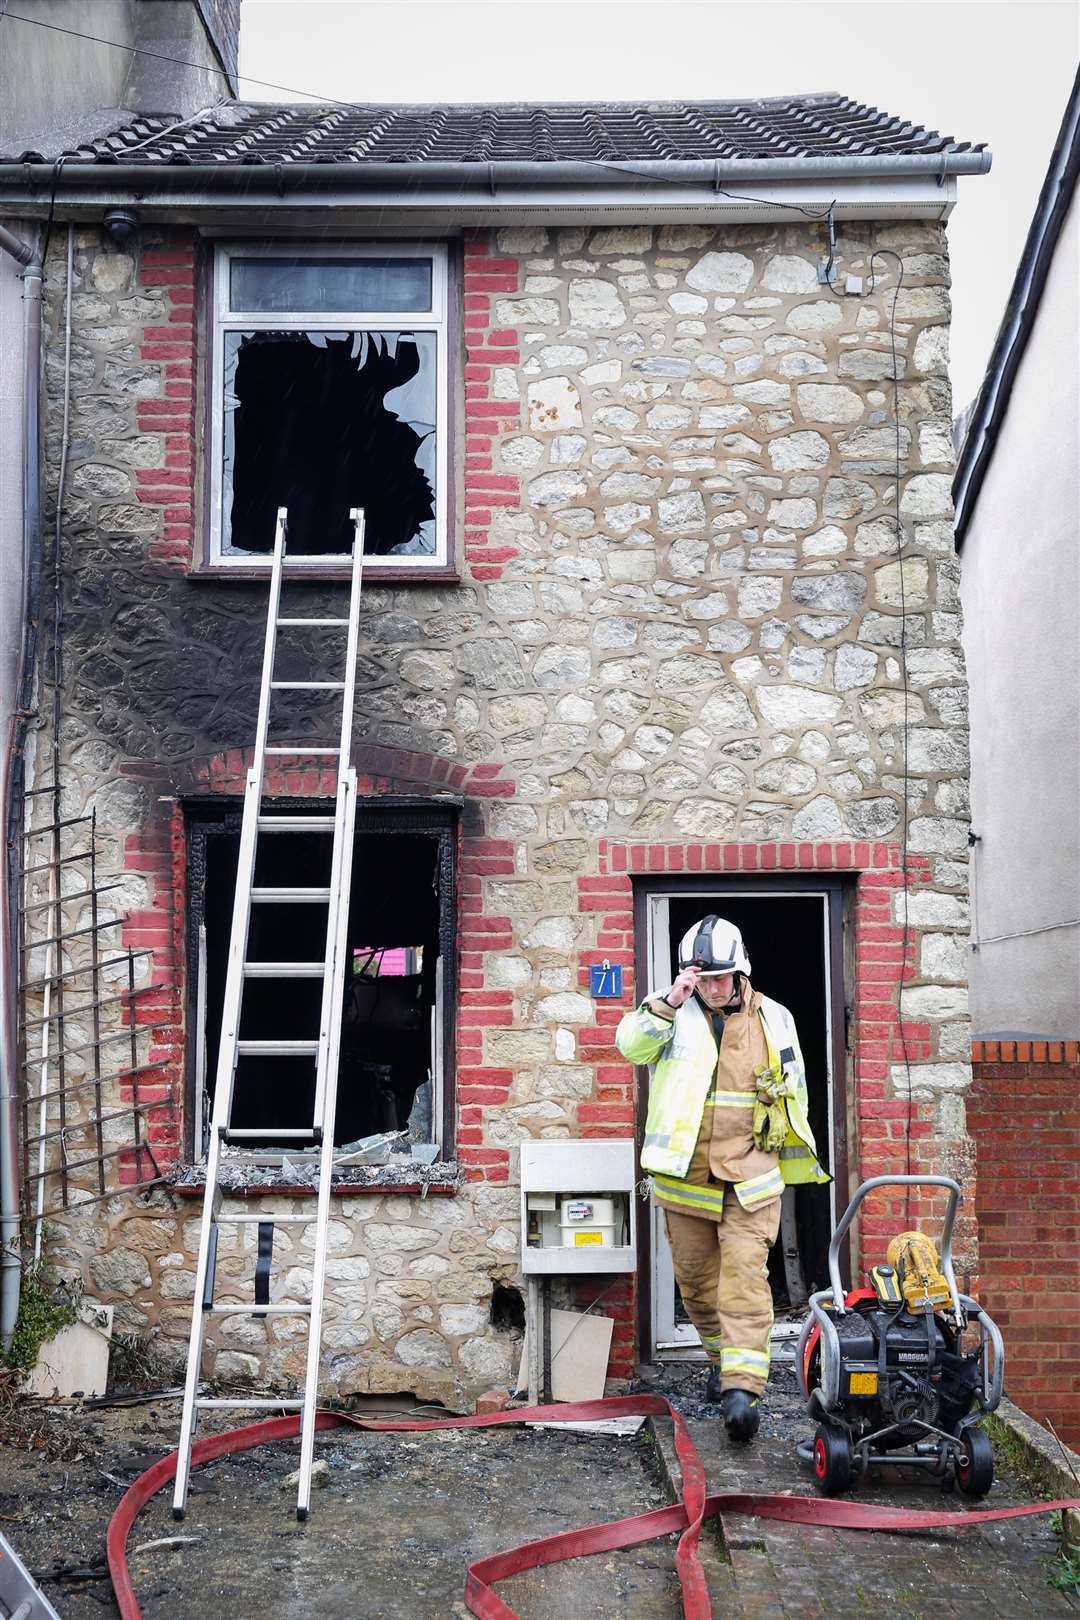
[[173, 507, 365, 1522]]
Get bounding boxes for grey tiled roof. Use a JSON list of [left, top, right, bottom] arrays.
[[17, 95, 985, 166]]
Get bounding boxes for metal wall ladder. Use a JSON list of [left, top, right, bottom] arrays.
[[173, 507, 365, 1522]]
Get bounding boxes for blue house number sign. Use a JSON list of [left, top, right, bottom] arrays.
[[589, 959, 623, 999]]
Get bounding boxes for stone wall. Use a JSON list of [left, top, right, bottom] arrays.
[[28, 215, 973, 1399]]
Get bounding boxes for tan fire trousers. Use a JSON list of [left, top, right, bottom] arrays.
[[663, 1187, 781, 1395]]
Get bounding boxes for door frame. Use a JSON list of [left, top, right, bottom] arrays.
[[631, 873, 852, 1361]]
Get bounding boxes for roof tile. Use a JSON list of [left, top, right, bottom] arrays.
[[7, 95, 985, 168]]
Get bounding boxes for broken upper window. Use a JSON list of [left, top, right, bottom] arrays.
[[211, 245, 448, 565]]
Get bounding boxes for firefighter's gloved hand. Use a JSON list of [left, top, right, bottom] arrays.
[[753, 1097, 787, 1154]]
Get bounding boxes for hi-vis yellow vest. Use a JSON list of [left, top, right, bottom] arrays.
[[616, 992, 830, 1188]]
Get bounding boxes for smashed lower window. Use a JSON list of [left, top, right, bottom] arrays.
[[189, 802, 456, 1157], [221, 329, 437, 557]]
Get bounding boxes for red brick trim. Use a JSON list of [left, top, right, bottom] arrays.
[[117, 745, 516, 1181], [135, 236, 198, 571], [562, 839, 970, 1270], [461, 230, 523, 581], [132, 229, 528, 579], [971, 1039, 1080, 1064]]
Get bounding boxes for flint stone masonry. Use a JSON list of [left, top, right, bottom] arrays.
[[35, 218, 970, 1396]]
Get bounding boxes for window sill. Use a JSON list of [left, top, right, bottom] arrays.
[[186, 565, 461, 586], [171, 1160, 462, 1197]]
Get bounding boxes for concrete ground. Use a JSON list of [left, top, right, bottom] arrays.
[[1, 1368, 1077, 1618], [650, 1361, 1080, 1620]]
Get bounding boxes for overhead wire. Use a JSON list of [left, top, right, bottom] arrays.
[[0, 7, 346, 106], [821, 217, 918, 1210]]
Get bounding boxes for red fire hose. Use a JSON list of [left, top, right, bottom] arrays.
[[106, 1396, 1080, 1620]]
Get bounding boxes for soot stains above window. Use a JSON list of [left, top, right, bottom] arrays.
[[222, 329, 437, 557]]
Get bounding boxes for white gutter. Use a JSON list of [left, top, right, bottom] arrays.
[[0, 146, 989, 224], [0, 175, 961, 227], [0, 149, 991, 188]]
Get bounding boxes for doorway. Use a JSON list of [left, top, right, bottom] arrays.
[[634, 879, 849, 1359]]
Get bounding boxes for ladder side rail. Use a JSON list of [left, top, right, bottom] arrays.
[[173, 509, 287, 1519], [251, 507, 290, 766], [296, 768, 358, 1519], [337, 509, 366, 751], [310, 509, 365, 1132], [211, 507, 289, 1134], [296, 513, 365, 1514]]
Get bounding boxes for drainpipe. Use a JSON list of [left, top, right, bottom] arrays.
[[0, 220, 41, 1349]]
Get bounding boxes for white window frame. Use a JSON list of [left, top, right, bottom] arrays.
[[210, 241, 449, 567]]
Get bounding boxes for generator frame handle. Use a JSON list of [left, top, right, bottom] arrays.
[[827, 1174, 963, 1318]]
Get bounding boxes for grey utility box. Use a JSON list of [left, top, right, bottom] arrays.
[[520, 1138, 637, 1275]]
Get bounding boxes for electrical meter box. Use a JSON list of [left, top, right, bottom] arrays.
[[520, 1139, 637, 1275]]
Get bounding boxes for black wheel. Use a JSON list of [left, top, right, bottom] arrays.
[[813, 1423, 854, 1494], [956, 1427, 994, 1498]]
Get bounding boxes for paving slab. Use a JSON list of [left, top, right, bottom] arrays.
[[646, 1361, 1080, 1620]]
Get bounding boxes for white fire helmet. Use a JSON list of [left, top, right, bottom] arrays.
[[677, 915, 751, 977]]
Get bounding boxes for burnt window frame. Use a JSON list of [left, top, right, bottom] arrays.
[[183, 795, 459, 1167], [206, 240, 452, 576]]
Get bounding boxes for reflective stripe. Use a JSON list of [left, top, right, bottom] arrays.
[[699, 1332, 724, 1353], [721, 1347, 770, 1376], [780, 1144, 811, 1161], [643, 1130, 672, 1151], [652, 1174, 727, 1218], [705, 1089, 756, 1108], [733, 1167, 785, 1209]]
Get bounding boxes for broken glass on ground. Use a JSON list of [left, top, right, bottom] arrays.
[[222, 329, 437, 557]]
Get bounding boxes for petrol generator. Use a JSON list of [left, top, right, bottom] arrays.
[[797, 1175, 1004, 1495]]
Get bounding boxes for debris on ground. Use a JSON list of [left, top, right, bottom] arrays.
[[0, 1365, 1077, 1618], [281, 1457, 329, 1491]]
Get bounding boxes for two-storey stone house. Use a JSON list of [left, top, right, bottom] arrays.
[[0, 95, 990, 1405]]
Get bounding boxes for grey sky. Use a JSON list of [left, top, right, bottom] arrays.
[[238, 0, 1079, 412]]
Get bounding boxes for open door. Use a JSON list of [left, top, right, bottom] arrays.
[[640, 881, 848, 1360]]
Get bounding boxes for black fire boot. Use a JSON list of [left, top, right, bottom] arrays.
[[704, 1366, 723, 1404], [719, 1388, 761, 1443]]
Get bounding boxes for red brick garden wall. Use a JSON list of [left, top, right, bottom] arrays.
[[969, 1040, 1080, 1445]]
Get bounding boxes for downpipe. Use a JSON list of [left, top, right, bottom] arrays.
[[0, 219, 41, 1349]]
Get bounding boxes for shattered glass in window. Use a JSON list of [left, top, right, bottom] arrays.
[[222, 329, 437, 557]]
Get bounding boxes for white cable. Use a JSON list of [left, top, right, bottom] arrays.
[[31, 223, 73, 1258]]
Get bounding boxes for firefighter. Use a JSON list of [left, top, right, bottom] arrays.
[[616, 916, 828, 1441]]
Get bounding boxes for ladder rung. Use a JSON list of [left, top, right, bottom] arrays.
[[236, 1040, 320, 1056], [220, 1127, 320, 1141], [264, 747, 341, 756], [204, 1304, 312, 1316], [250, 887, 332, 902], [216, 1213, 313, 1225], [276, 617, 350, 627], [256, 816, 337, 832], [195, 1398, 304, 1410], [243, 961, 326, 977], [270, 681, 345, 691]]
